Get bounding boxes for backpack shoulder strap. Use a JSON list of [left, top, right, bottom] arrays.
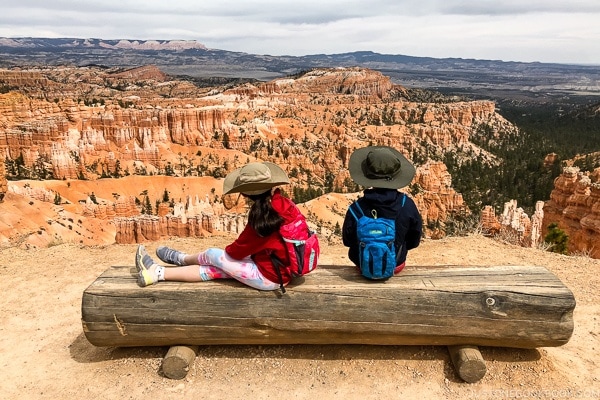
[[348, 201, 364, 221], [270, 252, 287, 294], [401, 193, 406, 207]]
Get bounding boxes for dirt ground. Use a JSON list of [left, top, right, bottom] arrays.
[[1, 234, 599, 400]]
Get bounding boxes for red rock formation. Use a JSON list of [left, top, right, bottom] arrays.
[[480, 200, 545, 247], [108, 66, 167, 81], [82, 195, 140, 219], [0, 70, 56, 90], [112, 212, 244, 244], [8, 184, 57, 203], [530, 201, 545, 248], [543, 166, 600, 258], [411, 161, 467, 239], [480, 206, 502, 235], [260, 67, 398, 99]]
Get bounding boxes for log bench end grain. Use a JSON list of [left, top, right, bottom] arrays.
[[81, 264, 576, 382], [448, 345, 487, 383], [161, 345, 199, 380]]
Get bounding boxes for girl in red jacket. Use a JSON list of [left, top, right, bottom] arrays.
[[136, 161, 305, 291]]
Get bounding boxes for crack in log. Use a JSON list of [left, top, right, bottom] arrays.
[[113, 314, 127, 336]]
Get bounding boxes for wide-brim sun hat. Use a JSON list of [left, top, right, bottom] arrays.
[[348, 146, 416, 189], [223, 161, 290, 195]]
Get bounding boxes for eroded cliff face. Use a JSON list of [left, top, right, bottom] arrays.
[[111, 193, 244, 244], [412, 161, 467, 239], [543, 166, 600, 258], [1, 66, 518, 247]]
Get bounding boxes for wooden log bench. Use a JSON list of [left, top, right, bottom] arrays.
[[81, 264, 575, 382]]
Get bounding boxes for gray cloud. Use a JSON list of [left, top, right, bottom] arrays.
[[438, 0, 600, 15], [1, 0, 599, 64]]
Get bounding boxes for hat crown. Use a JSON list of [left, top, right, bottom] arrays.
[[348, 145, 416, 189], [237, 162, 272, 184], [363, 148, 402, 180], [222, 161, 290, 195]]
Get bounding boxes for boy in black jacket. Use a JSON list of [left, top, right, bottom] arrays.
[[342, 146, 423, 275]]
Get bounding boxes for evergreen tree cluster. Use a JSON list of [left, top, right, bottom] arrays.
[[444, 98, 600, 216]]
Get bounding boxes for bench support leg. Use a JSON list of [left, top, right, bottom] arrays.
[[447, 345, 487, 383], [161, 345, 199, 380]]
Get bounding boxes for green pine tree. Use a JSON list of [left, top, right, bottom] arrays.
[[544, 223, 569, 254]]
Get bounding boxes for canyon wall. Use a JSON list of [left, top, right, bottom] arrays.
[[543, 166, 600, 258]]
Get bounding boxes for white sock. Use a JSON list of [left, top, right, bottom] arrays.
[[156, 265, 165, 281]]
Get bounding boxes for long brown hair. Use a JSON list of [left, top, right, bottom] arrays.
[[244, 190, 283, 237]]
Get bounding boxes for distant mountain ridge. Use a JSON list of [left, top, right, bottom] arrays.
[[0, 37, 585, 65], [1, 37, 599, 100], [0, 37, 207, 50]]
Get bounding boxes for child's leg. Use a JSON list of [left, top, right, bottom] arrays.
[[154, 246, 279, 290], [159, 248, 231, 281], [182, 252, 204, 266], [196, 248, 280, 291], [156, 246, 217, 267], [163, 265, 228, 282]]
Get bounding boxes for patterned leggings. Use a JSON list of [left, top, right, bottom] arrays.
[[196, 248, 280, 291]]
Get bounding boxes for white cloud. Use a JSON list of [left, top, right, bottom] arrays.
[[0, 0, 599, 64]]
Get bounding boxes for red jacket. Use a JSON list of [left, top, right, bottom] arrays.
[[225, 189, 301, 284]]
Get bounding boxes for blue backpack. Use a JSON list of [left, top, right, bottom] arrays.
[[348, 196, 404, 280]]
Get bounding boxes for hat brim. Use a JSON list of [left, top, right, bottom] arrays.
[[348, 146, 416, 189], [223, 162, 290, 195]]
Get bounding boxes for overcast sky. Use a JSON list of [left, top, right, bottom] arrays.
[[2, 0, 599, 65]]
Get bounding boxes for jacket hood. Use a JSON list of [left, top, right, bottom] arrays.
[[270, 188, 301, 223], [363, 188, 404, 215]]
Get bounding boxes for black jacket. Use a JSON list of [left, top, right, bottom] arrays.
[[342, 188, 423, 267]]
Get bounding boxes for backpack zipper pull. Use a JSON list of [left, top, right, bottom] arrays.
[[371, 209, 378, 219]]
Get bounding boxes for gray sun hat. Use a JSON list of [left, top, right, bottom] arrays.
[[223, 161, 290, 195], [348, 146, 416, 189]]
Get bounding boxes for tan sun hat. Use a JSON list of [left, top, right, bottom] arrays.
[[223, 161, 290, 195], [348, 146, 416, 189]]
